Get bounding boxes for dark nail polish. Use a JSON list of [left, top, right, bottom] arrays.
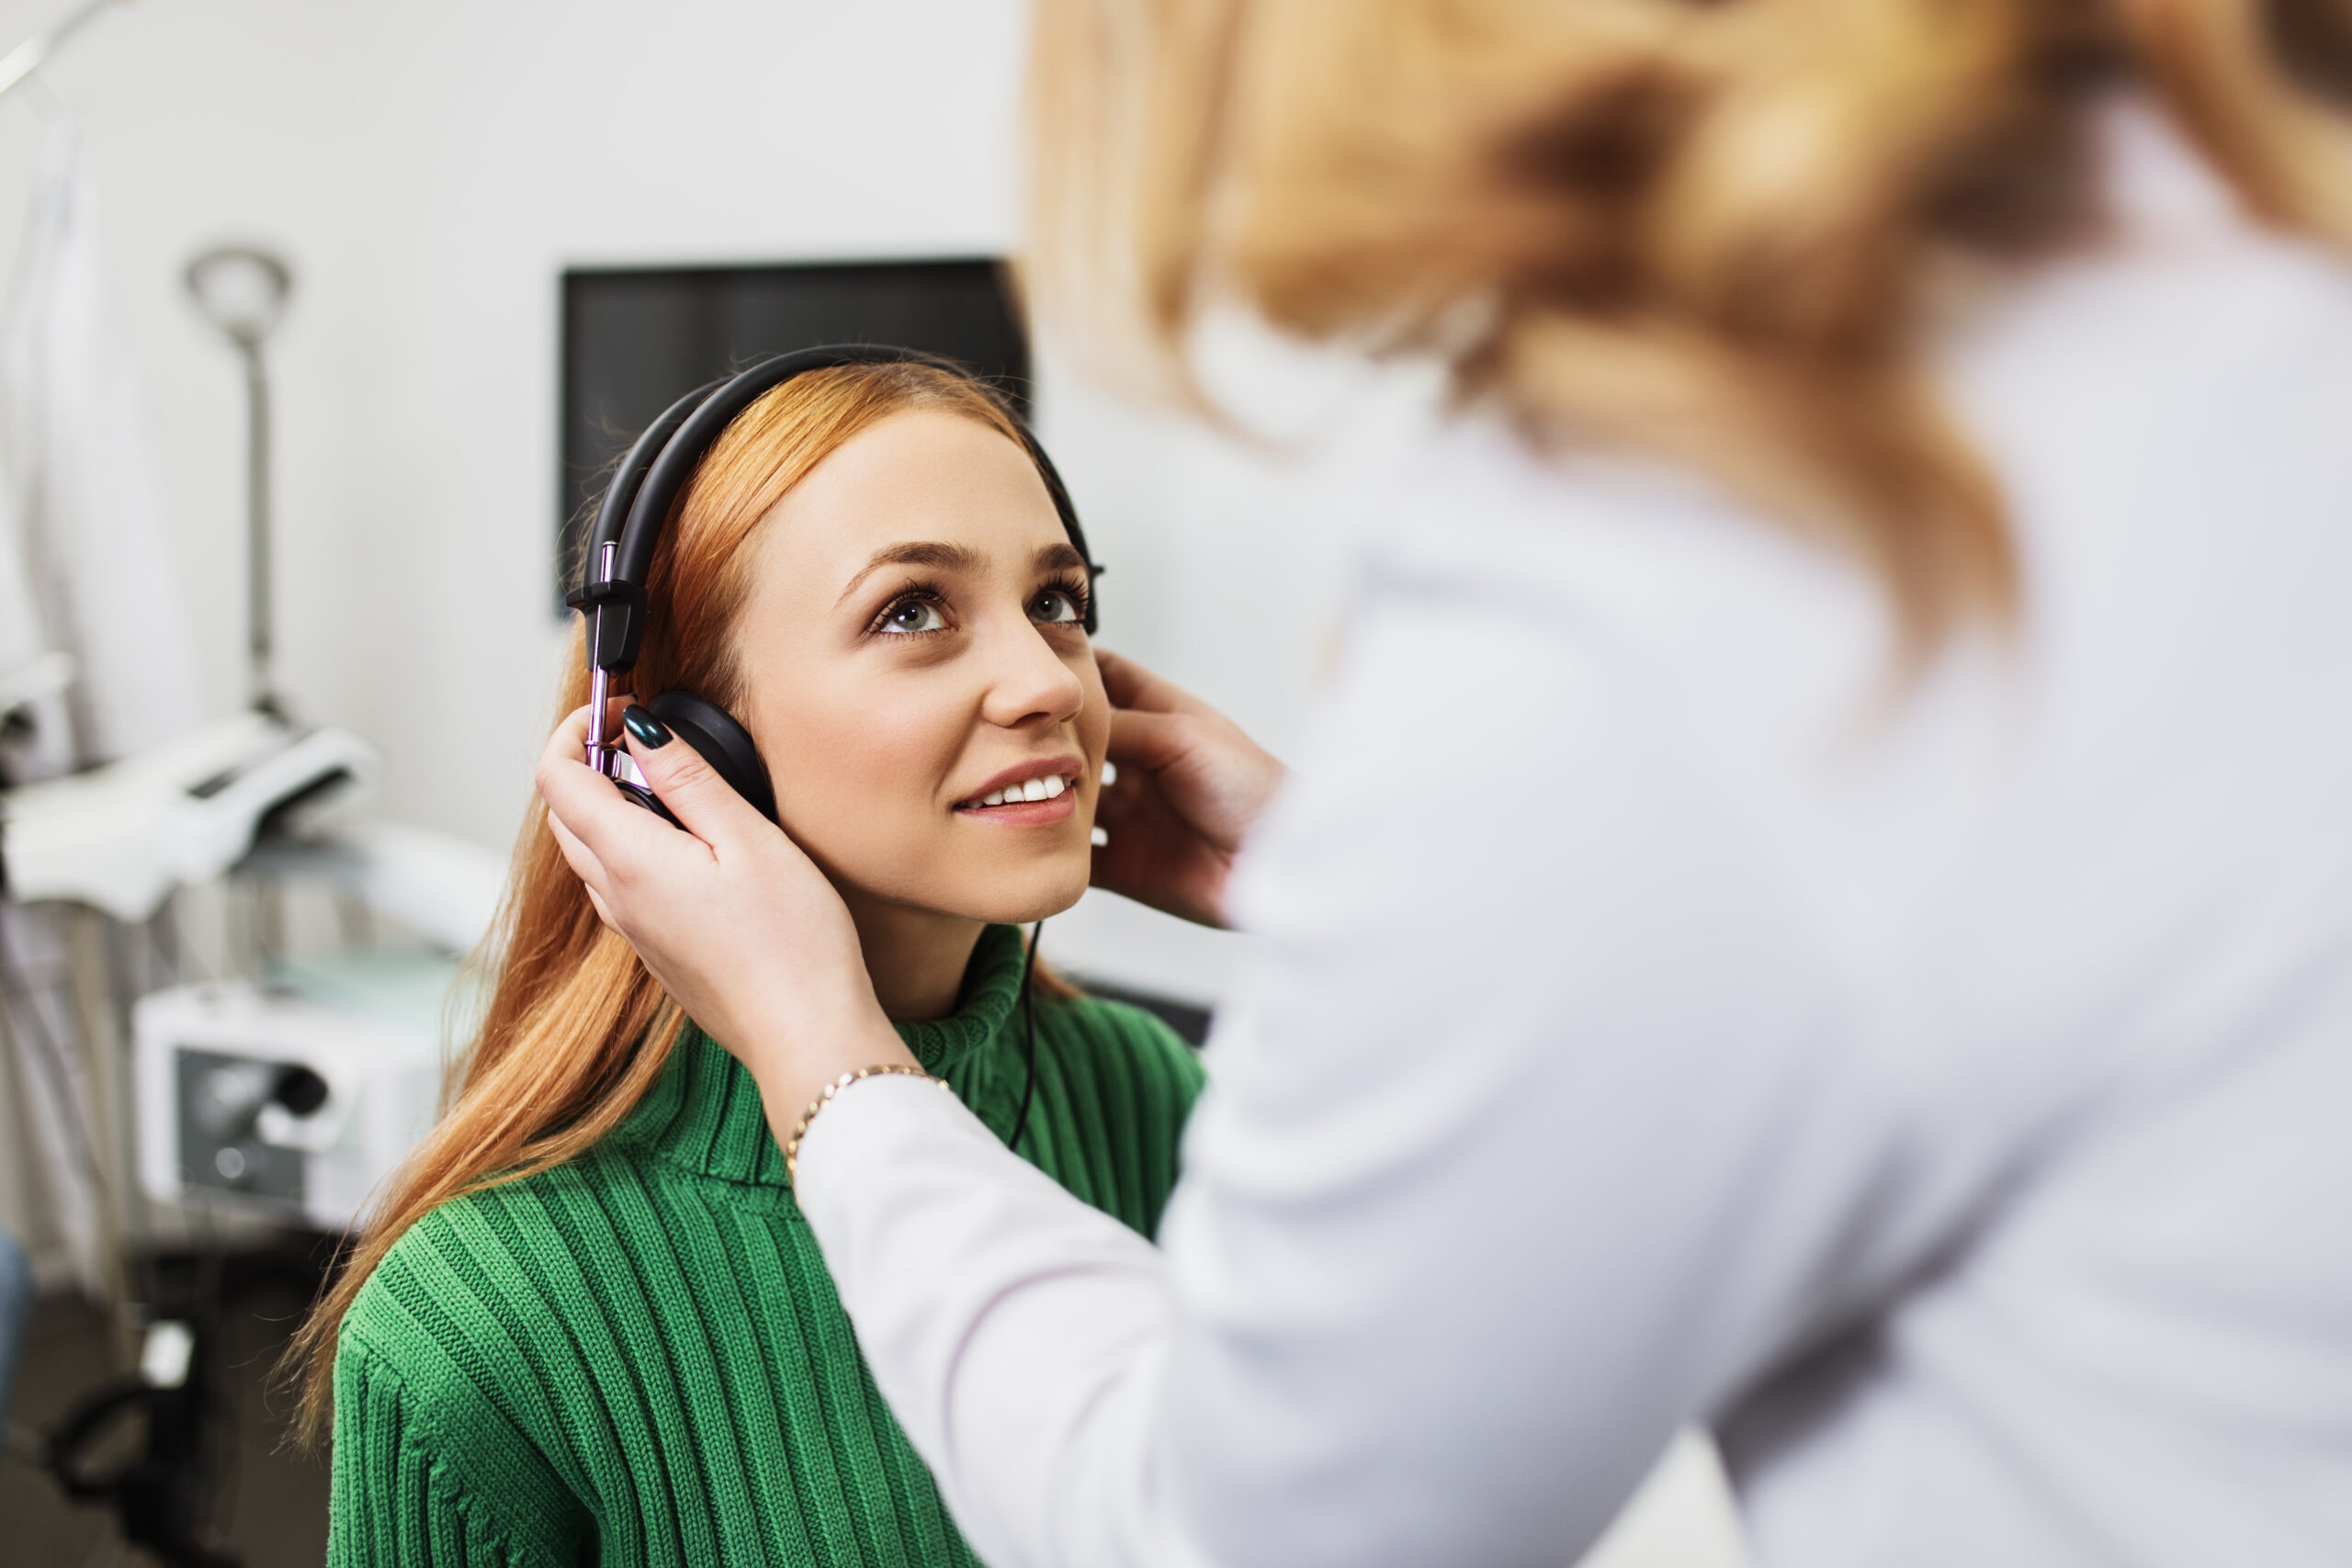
[[622, 705, 673, 749]]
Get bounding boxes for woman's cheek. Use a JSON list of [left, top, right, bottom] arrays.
[[1072, 654, 1108, 730], [816, 698, 958, 843], [763, 708, 897, 869]]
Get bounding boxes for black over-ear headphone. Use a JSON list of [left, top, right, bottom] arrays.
[[567, 344, 1101, 826]]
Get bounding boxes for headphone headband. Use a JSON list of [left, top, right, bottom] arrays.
[[569, 344, 1097, 672]]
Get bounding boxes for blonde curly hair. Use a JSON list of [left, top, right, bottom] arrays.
[[1027, 0, 2352, 649]]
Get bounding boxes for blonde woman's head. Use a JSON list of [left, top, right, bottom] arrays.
[[1028, 0, 2352, 649]]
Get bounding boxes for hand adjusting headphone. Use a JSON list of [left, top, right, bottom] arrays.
[[567, 344, 1102, 827], [567, 344, 1096, 1156]]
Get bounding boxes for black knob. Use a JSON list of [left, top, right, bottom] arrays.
[[270, 1065, 329, 1118]]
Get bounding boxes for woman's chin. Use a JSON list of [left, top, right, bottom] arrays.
[[985, 872, 1091, 927], [851, 844, 1089, 931], [952, 854, 1091, 928]]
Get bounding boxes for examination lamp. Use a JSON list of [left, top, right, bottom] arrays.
[[185, 244, 293, 717]]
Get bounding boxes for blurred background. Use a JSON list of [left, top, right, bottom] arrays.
[[0, 2, 1740, 1562]]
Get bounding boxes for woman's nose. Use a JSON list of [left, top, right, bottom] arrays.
[[978, 621, 1085, 730]]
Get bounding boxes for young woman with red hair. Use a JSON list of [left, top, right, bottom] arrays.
[[296, 359, 1205, 1567]]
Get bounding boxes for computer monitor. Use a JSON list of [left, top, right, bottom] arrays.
[[558, 257, 1028, 604]]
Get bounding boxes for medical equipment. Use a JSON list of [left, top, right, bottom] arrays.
[[130, 966, 445, 1231], [185, 243, 293, 716], [0, 707, 376, 919], [121, 813, 497, 1230], [45, 1312, 237, 1568], [118, 813, 497, 1230]]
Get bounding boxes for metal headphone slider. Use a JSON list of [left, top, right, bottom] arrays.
[[571, 541, 644, 779]]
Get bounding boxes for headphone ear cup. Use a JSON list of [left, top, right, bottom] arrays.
[[644, 691, 779, 825]]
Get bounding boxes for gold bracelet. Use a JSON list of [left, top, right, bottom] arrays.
[[784, 1065, 947, 1187]]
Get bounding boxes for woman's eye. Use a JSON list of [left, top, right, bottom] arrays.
[[1032, 590, 1081, 625], [880, 598, 948, 635]]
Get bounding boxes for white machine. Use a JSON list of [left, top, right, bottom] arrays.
[[1, 697, 507, 1232], [121, 820, 502, 1230], [133, 969, 446, 1230], [0, 708, 379, 919]]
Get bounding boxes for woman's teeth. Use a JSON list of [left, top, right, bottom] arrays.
[[974, 773, 1069, 807]]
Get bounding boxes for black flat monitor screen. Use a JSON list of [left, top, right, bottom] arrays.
[[559, 257, 1028, 604]]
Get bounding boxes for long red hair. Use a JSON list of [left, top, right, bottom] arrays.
[[287, 360, 1048, 1441]]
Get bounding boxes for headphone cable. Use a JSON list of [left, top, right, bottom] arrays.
[[1007, 920, 1044, 1154]]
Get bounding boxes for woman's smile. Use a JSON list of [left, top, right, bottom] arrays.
[[954, 758, 1084, 823], [957, 790, 1078, 826]]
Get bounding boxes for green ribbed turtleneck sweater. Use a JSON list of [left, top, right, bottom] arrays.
[[328, 926, 1204, 1567]]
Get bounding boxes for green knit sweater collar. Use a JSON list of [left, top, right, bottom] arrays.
[[608, 922, 1028, 1187]]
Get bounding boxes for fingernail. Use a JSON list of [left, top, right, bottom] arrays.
[[622, 705, 673, 749]]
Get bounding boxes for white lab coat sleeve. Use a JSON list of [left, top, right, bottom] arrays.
[[795, 1076, 1210, 1568], [796, 575, 1987, 1568]]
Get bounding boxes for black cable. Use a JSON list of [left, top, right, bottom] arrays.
[[190, 1204, 239, 1552], [1006, 920, 1045, 1155]]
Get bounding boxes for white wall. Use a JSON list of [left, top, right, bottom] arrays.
[[0, 0, 1421, 1002]]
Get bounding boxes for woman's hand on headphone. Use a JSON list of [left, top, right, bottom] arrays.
[[1090, 650, 1285, 929], [536, 703, 915, 1130]]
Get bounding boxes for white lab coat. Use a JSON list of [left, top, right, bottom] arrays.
[[793, 102, 2352, 1568]]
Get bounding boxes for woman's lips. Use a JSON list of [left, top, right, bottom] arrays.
[[954, 788, 1078, 826], [958, 763, 1081, 807]]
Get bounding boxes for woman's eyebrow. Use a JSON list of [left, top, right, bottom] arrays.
[[833, 541, 980, 606], [1035, 542, 1088, 576]]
